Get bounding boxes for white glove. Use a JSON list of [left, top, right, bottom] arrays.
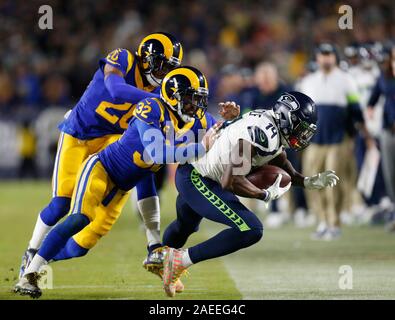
[[264, 174, 292, 203], [304, 170, 339, 190]]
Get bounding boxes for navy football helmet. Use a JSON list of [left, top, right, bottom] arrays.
[[273, 91, 317, 151], [137, 32, 183, 87]]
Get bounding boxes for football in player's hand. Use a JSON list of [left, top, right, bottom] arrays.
[[246, 165, 291, 189]]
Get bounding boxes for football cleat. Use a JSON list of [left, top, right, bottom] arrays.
[[143, 246, 167, 277], [162, 248, 189, 297], [143, 246, 184, 293], [18, 248, 38, 279], [15, 272, 42, 299], [13, 276, 28, 294]]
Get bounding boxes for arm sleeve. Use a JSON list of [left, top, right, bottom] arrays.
[[135, 119, 206, 164], [367, 76, 382, 107], [104, 73, 159, 104]]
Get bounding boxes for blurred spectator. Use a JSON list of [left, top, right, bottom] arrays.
[[347, 45, 388, 219], [0, 0, 393, 116], [252, 62, 291, 111], [18, 120, 38, 179], [216, 64, 244, 104], [41, 74, 70, 107], [0, 70, 17, 115], [237, 67, 257, 112], [15, 64, 41, 107], [299, 43, 368, 241], [367, 46, 395, 216]]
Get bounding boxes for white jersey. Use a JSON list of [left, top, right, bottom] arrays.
[[348, 64, 379, 107], [348, 64, 383, 137], [299, 67, 358, 108], [192, 109, 283, 183]]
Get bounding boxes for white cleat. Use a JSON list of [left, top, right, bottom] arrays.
[[162, 248, 188, 297], [14, 272, 42, 299]]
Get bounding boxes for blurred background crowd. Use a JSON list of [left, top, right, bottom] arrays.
[[0, 0, 394, 236]]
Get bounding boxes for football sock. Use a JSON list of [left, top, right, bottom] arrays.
[[148, 243, 162, 253], [29, 197, 71, 250], [29, 215, 52, 250], [24, 254, 47, 275], [181, 249, 193, 268], [138, 196, 161, 246]]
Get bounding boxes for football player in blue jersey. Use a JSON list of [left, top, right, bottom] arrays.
[[16, 32, 184, 283], [15, 66, 240, 298]]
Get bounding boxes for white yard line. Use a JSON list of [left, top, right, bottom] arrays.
[[221, 259, 248, 300]]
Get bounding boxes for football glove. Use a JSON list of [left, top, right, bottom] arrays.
[[263, 174, 292, 203], [304, 170, 339, 190]]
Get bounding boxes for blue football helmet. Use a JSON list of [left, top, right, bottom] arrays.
[[273, 91, 317, 151]]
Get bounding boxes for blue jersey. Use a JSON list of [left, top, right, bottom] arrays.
[[59, 48, 159, 139], [99, 97, 217, 190]]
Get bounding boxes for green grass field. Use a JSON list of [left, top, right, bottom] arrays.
[[1, 181, 395, 300]]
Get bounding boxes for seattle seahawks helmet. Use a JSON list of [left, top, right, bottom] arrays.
[[137, 32, 183, 87], [273, 91, 317, 151]]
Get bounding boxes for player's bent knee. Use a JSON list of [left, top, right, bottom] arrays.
[[240, 227, 264, 247], [73, 225, 103, 250], [177, 219, 199, 234], [40, 197, 71, 226], [73, 232, 101, 250]]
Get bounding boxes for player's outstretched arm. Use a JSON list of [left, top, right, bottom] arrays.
[[104, 64, 158, 104], [135, 119, 221, 164], [268, 151, 339, 189]]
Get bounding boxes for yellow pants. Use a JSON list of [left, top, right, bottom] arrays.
[[52, 132, 127, 249], [52, 132, 121, 198], [69, 155, 130, 249]]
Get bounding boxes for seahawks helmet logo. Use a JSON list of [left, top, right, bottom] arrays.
[[278, 93, 300, 111]]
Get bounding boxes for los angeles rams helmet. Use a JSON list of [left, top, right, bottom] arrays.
[[137, 32, 183, 87], [273, 91, 317, 151], [160, 66, 209, 123]]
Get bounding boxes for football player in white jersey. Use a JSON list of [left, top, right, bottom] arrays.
[[156, 91, 339, 297]]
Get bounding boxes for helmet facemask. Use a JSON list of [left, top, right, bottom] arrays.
[[274, 103, 317, 151], [171, 87, 208, 123], [144, 53, 181, 87]]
